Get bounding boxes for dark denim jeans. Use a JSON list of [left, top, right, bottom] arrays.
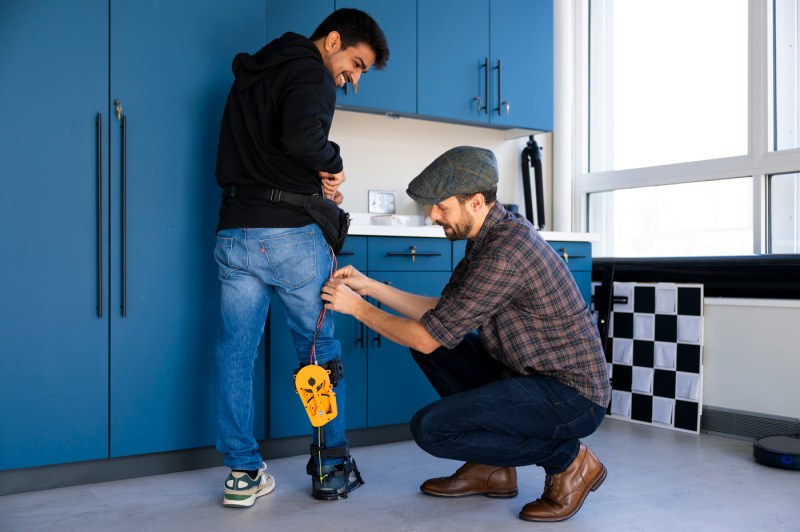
[[410, 333, 606, 474]]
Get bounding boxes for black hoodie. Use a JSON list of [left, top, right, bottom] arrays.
[[215, 32, 343, 231]]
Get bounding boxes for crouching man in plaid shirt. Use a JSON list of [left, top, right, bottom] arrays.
[[321, 146, 611, 523]]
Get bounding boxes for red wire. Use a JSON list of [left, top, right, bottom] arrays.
[[309, 251, 338, 365]]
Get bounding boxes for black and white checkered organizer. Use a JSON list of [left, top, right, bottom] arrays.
[[593, 282, 704, 434]]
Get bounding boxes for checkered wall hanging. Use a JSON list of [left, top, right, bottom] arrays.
[[593, 282, 704, 434]]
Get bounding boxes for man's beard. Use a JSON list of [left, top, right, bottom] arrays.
[[438, 207, 473, 241]]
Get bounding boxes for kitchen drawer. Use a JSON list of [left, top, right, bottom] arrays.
[[368, 237, 452, 271], [336, 236, 367, 271], [548, 241, 592, 272]]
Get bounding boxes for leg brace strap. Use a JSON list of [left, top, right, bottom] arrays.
[[306, 445, 364, 500], [294, 359, 344, 387]]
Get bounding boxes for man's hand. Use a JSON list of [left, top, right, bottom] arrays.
[[321, 277, 364, 316], [332, 265, 371, 296], [319, 170, 346, 201]]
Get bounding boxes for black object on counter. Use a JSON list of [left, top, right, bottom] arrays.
[[521, 136, 545, 230]]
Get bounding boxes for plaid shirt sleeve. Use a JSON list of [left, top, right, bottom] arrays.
[[421, 250, 521, 350]]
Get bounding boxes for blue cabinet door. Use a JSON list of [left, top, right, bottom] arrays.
[[489, 0, 553, 129], [0, 0, 110, 471], [269, 237, 368, 438], [269, 303, 368, 438], [418, 0, 490, 124], [366, 271, 449, 427], [418, 0, 552, 130], [108, 0, 265, 457], [334, 0, 416, 114], [368, 237, 452, 272], [548, 241, 593, 304], [266, 0, 333, 41]]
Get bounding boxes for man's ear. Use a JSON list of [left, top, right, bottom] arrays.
[[325, 31, 341, 52], [470, 193, 485, 211]]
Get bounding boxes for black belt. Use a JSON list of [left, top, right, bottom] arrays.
[[222, 185, 316, 208]]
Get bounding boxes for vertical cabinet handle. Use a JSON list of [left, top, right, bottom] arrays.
[[357, 322, 365, 349], [373, 297, 382, 348], [96, 114, 103, 318], [372, 280, 392, 348], [120, 114, 127, 317], [483, 57, 489, 114], [494, 60, 502, 115], [473, 58, 488, 114]]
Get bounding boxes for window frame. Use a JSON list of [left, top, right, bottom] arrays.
[[561, 0, 800, 256]]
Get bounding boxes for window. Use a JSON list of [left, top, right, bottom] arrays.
[[589, 0, 748, 172], [769, 173, 800, 252], [771, 0, 800, 151], [570, 0, 800, 257], [589, 178, 753, 257]]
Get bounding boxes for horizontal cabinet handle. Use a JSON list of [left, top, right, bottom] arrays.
[[386, 251, 442, 257], [337, 251, 355, 256]]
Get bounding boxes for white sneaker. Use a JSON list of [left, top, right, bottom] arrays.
[[223, 462, 276, 508]]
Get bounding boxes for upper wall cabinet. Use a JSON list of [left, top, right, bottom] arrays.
[[334, 0, 417, 115], [266, 0, 333, 39], [418, 0, 553, 131], [266, 0, 417, 115]]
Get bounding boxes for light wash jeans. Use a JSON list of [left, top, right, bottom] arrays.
[[214, 224, 344, 471]]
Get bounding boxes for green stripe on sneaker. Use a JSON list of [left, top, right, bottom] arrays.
[[224, 493, 253, 501]]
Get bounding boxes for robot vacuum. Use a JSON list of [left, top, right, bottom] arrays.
[[753, 434, 800, 470]]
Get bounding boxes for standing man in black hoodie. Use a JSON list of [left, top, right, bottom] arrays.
[[213, 9, 388, 508]]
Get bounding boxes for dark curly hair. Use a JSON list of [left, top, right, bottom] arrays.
[[456, 187, 498, 205], [310, 8, 389, 70]]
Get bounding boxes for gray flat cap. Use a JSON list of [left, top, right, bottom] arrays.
[[406, 146, 498, 205]]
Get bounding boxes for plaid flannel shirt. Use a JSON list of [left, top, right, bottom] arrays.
[[420, 203, 611, 407]]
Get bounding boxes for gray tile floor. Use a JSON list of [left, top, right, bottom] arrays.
[[1, 418, 798, 532]]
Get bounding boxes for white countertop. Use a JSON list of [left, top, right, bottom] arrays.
[[347, 213, 599, 242]]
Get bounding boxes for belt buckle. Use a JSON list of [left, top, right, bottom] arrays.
[[269, 189, 282, 203]]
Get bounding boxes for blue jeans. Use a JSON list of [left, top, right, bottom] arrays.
[[410, 333, 605, 474], [214, 225, 344, 471]]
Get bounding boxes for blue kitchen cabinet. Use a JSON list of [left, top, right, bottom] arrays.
[[419, 0, 553, 130], [549, 241, 593, 305], [269, 237, 369, 438], [418, 0, 489, 124], [365, 237, 452, 427], [108, 0, 265, 458], [269, 235, 452, 436], [0, 0, 266, 471], [265, 0, 416, 115], [0, 0, 110, 471], [489, 0, 553, 130], [266, 0, 333, 41], [366, 271, 448, 427], [334, 0, 417, 114]]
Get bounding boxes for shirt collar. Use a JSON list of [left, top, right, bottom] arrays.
[[466, 202, 507, 257]]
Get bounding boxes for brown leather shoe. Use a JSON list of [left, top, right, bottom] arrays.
[[519, 443, 606, 522], [420, 462, 518, 498]]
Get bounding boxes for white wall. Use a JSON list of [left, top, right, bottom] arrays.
[[329, 110, 552, 224], [703, 299, 800, 419]]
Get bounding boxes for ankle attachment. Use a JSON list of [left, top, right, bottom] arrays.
[[306, 445, 364, 500]]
